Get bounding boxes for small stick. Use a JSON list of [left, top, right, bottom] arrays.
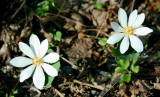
[[130, 0, 136, 12], [58, 82, 72, 87], [61, 57, 79, 70], [98, 75, 121, 97], [54, 88, 64, 97], [73, 80, 104, 91], [120, 0, 124, 7], [10, 0, 26, 21], [9, 78, 19, 97]]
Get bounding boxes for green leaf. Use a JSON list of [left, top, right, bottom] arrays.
[[130, 64, 139, 73], [116, 59, 129, 69], [144, 44, 148, 49], [43, 13, 48, 17], [157, 5, 160, 12], [107, 74, 112, 78], [122, 60, 129, 69], [88, 73, 92, 79], [42, 5, 49, 11], [132, 58, 138, 65], [125, 74, 131, 83], [47, 49, 53, 53], [44, 61, 61, 88], [74, 25, 78, 30], [130, 58, 139, 73], [52, 2, 55, 7], [116, 59, 124, 66], [98, 38, 107, 46], [120, 74, 131, 84], [118, 53, 139, 60], [79, 63, 82, 67], [13, 89, 18, 94], [5, 93, 8, 97], [89, 0, 93, 4], [119, 78, 124, 86], [109, 46, 121, 58], [38, 1, 49, 6], [133, 65, 139, 73], [115, 67, 126, 73], [94, 3, 102, 9], [157, 51, 160, 58], [54, 31, 62, 41]]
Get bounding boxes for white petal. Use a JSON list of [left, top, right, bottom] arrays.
[[33, 66, 45, 89], [134, 27, 153, 35], [118, 8, 127, 27], [132, 13, 145, 29], [39, 39, 48, 58], [128, 10, 137, 26], [111, 22, 124, 32], [10, 57, 32, 67], [129, 35, 143, 52], [20, 65, 35, 82], [41, 63, 58, 76], [19, 42, 35, 58], [107, 33, 125, 44], [120, 35, 129, 54], [29, 34, 40, 57], [43, 53, 59, 63]]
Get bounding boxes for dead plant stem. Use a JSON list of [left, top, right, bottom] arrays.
[[73, 80, 104, 91]]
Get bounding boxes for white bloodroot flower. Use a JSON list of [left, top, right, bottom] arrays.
[[10, 34, 59, 89], [107, 8, 153, 54]]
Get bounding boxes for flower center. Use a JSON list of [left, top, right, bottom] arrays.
[[123, 26, 134, 35], [32, 57, 43, 66]]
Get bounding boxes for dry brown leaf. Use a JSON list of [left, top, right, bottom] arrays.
[[78, 33, 86, 39], [0, 44, 8, 56], [129, 85, 139, 97], [135, 80, 148, 92], [63, 22, 75, 31], [91, 10, 108, 27], [154, 83, 160, 90], [111, 72, 121, 81], [66, 38, 94, 62], [29, 87, 41, 97], [20, 26, 32, 38], [81, 3, 94, 13]]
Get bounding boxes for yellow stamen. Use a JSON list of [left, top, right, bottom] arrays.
[[123, 26, 134, 35], [32, 57, 43, 66]]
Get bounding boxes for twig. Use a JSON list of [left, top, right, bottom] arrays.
[[130, 0, 136, 12], [120, 0, 124, 7], [61, 57, 79, 69], [54, 88, 64, 97], [96, 14, 108, 38], [46, 13, 94, 28], [73, 80, 104, 91], [58, 82, 72, 87], [57, 0, 66, 16], [98, 75, 121, 97], [10, 0, 26, 21], [98, 58, 108, 67], [9, 78, 19, 97]]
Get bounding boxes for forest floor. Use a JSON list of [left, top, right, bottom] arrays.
[[1, 0, 160, 97]]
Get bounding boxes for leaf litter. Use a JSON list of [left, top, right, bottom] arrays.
[[0, 0, 160, 96]]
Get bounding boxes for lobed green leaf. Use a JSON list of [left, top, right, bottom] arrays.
[[94, 3, 102, 10], [115, 67, 126, 73], [98, 38, 108, 46]]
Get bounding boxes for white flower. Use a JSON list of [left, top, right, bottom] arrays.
[[10, 34, 59, 89], [107, 8, 153, 54]]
